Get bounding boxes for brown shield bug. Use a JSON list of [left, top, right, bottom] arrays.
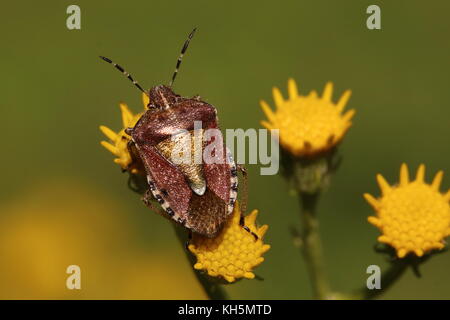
[[100, 29, 256, 239]]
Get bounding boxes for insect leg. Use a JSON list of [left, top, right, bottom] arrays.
[[239, 214, 259, 241], [185, 230, 193, 250], [127, 173, 147, 194], [126, 140, 138, 162], [125, 139, 145, 173], [141, 189, 168, 218], [237, 164, 248, 214], [235, 164, 258, 240]]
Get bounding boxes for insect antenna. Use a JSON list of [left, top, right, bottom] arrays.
[[169, 28, 197, 88], [99, 56, 148, 96]]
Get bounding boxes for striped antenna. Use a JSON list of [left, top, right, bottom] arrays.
[[99, 56, 148, 96], [169, 28, 197, 88]]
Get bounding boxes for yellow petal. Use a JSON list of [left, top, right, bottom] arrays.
[[100, 141, 119, 156], [113, 158, 124, 165], [431, 170, 444, 191], [120, 102, 133, 128], [224, 275, 235, 283], [364, 193, 380, 210], [245, 209, 258, 226], [142, 92, 150, 109], [287, 78, 298, 99], [261, 244, 271, 253], [341, 122, 352, 134], [272, 87, 285, 109], [336, 90, 352, 113], [434, 242, 445, 250], [258, 225, 269, 238], [193, 263, 203, 270], [399, 163, 409, 186], [416, 164, 426, 183], [444, 189, 450, 201], [368, 216, 381, 227], [260, 100, 276, 123], [99, 125, 118, 142], [378, 235, 391, 244], [376, 174, 391, 195], [244, 272, 255, 280], [260, 120, 274, 130], [342, 109, 355, 122], [322, 82, 333, 101], [309, 90, 318, 98], [397, 249, 407, 258]]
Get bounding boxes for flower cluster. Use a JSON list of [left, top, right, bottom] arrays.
[[365, 163, 450, 258], [189, 202, 270, 283], [99, 95, 146, 174], [260, 78, 355, 157]]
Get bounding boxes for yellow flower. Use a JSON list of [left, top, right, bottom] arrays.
[[365, 163, 450, 258], [0, 180, 206, 299], [260, 78, 355, 157], [99, 93, 149, 174], [188, 202, 270, 283]]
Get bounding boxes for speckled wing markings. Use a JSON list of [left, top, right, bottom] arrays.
[[183, 144, 232, 237], [187, 188, 228, 237], [193, 140, 238, 237], [201, 112, 238, 216], [137, 143, 192, 222], [132, 99, 238, 237], [203, 146, 233, 203]]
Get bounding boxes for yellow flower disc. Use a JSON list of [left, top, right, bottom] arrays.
[[260, 78, 355, 157], [365, 163, 450, 258], [99, 93, 147, 174], [189, 202, 270, 283]]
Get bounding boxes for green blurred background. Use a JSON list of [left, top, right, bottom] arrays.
[[1, 0, 449, 299]]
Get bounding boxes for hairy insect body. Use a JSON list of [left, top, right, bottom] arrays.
[[129, 86, 237, 237]]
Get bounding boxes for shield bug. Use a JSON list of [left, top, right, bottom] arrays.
[[100, 29, 256, 239]]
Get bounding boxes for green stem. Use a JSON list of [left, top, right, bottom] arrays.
[[173, 225, 229, 300], [298, 193, 331, 299]]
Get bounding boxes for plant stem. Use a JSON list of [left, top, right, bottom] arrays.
[[297, 193, 331, 299], [173, 225, 229, 300]]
